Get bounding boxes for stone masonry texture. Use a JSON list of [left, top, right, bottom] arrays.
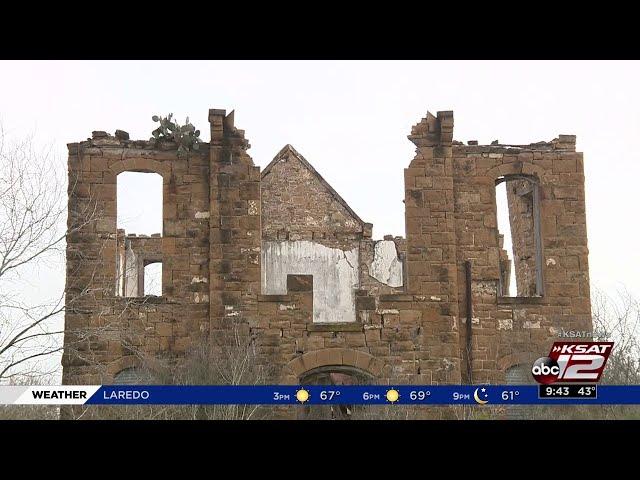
[[61, 108, 592, 418]]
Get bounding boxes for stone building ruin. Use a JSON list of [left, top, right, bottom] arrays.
[[62, 108, 592, 418]]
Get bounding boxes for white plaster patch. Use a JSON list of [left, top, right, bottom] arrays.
[[546, 258, 556, 266], [489, 153, 504, 158], [304, 215, 319, 227], [364, 324, 382, 330], [378, 309, 400, 315], [195, 211, 210, 219], [261, 240, 359, 323], [472, 317, 480, 325], [248, 200, 258, 216], [345, 219, 359, 229], [369, 240, 403, 287], [430, 296, 442, 301], [191, 276, 208, 284], [440, 358, 455, 371], [498, 318, 513, 330], [194, 293, 209, 303], [471, 281, 498, 298], [523, 320, 541, 329], [279, 304, 296, 311]]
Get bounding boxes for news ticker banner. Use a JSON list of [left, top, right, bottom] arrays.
[[2, 385, 640, 406]]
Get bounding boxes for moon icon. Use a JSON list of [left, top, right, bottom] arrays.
[[473, 387, 489, 405]]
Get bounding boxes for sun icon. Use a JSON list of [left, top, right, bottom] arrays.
[[296, 388, 310, 403], [386, 388, 400, 403]]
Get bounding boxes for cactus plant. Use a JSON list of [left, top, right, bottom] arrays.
[[150, 113, 202, 157]]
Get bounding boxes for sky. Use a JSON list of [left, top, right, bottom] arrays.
[[1, 60, 639, 378]]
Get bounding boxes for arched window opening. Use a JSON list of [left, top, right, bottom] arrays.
[[115, 172, 163, 297], [495, 175, 543, 297], [116, 172, 163, 235]]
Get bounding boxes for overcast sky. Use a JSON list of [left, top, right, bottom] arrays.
[[1, 60, 639, 377]]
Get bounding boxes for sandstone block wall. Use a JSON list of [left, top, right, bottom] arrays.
[[62, 108, 592, 419], [63, 133, 211, 384], [451, 133, 591, 383]]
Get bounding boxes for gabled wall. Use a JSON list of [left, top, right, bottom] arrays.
[[261, 144, 364, 248]]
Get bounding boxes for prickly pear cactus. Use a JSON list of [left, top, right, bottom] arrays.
[[150, 113, 202, 157]]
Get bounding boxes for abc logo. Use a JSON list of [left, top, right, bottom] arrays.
[[531, 357, 559, 384]]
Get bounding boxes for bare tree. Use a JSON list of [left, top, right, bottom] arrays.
[[0, 374, 59, 420], [592, 287, 640, 386], [171, 323, 277, 420], [526, 287, 640, 420], [0, 128, 96, 382], [66, 320, 278, 420]]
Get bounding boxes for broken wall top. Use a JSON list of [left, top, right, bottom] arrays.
[[67, 129, 211, 154]]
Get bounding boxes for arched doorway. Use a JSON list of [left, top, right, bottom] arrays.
[[299, 365, 373, 420]]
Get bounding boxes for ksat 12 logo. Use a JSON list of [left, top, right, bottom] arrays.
[[531, 342, 614, 384]]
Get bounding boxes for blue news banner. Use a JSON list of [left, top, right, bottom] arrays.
[[4, 385, 640, 405], [81, 385, 640, 406]]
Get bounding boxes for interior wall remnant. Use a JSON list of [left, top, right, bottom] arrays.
[[124, 241, 139, 297], [116, 229, 126, 296], [116, 233, 163, 298], [497, 233, 511, 296], [261, 240, 359, 323], [505, 177, 539, 296], [369, 240, 403, 287]]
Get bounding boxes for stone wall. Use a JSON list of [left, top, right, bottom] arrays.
[[207, 109, 261, 348], [451, 134, 591, 383], [63, 132, 211, 386], [62, 108, 592, 420]]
